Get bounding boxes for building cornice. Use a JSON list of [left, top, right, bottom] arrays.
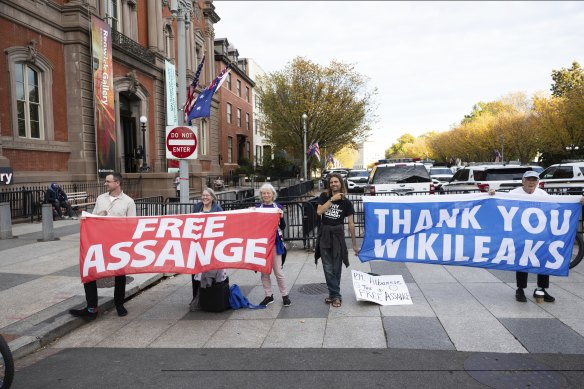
[[215, 54, 255, 87]]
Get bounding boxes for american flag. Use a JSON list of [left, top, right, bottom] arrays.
[[307, 142, 321, 161], [183, 55, 205, 124]]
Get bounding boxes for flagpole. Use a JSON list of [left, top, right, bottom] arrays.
[[172, 1, 192, 205]]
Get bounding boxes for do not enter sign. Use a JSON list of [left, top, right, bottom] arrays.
[[166, 126, 198, 159]]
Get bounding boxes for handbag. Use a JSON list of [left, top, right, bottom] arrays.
[[199, 277, 231, 312]]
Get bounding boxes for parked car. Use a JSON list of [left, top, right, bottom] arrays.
[[441, 164, 541, 193], [429, 167, 454, 183], [539, 162, 584, 194], [345, 169, 369, 193], [320, 169, 349, 189], [368, 162, 434, 195]]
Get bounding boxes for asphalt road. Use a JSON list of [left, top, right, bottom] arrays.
[[12, 347, 584, 389]]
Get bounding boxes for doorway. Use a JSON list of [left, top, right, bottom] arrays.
[[119, 94, 138, 173]]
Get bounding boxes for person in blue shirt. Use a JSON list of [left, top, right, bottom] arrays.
[[45, 183, 76, 220], [256, 183, 291, 307]]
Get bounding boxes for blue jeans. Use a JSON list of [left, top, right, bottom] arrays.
[[321, 247, 343, 299]]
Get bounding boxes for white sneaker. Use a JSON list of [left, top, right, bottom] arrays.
[[71, 216, 78, 220]]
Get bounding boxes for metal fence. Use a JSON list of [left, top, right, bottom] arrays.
[[1, 179, 142, 221]]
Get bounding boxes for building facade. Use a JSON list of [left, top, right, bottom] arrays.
[[213, 38, 254, 177], [0, 0, 222, 196], [244, 57, 271, 168]]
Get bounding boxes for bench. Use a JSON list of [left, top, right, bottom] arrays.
[[66, 192, 95, 215]]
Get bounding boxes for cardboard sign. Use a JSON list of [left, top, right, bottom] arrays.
[[351, 270, 412, 306]]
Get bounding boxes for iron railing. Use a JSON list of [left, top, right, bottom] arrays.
[[111, 30, 155, 64], [0, 179, 141, 221]]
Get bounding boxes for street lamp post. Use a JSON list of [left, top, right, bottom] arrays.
[[139, 115, 149, 171], [302, 113, 308, 180]]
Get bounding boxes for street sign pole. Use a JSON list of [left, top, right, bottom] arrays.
[[166, 126, 197, 204]]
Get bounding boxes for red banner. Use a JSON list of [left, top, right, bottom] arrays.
[[79, 209, 280, 283]]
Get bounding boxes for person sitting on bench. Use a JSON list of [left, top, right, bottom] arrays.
[[45, 183, 77, 220]]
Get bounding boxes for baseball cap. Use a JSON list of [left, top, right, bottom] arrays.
[[523, 171, 540, 179]]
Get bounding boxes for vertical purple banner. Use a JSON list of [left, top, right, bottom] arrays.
[[91, 15, 116, 177]]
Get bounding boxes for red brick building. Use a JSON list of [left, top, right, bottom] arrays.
[[214, 38, 255, 176], [0, 0, 224, 197]]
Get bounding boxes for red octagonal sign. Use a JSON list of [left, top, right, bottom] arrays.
[[166, 126, 197, 159]]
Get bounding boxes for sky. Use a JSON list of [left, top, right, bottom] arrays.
[[213, 1, 584, 156]]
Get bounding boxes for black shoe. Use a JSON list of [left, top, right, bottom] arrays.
[[515, 288, 527, 302], [70, 307, 98, 320], [259, 295, 274, 306], [282, 295, 291, 307], [116, 305, 128, 316], [534, 288, 555, 302]]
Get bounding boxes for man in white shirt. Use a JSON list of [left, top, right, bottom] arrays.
[[507, 171, 555, 302], [70, 172, 136, 320]]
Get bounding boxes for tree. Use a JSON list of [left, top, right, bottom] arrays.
[[551, 61, 584, 97], [385, 134, 415, 158], [256, 57, 376, 177]]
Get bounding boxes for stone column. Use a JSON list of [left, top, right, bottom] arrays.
[[147, 0, 158, 50]]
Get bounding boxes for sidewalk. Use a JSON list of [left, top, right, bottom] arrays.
[[2, 219, 584, 360]]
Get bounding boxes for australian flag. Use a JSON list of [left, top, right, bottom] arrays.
[[307, 142, 320, 161], [187, 64, 231, 122], [183, 55, 205, 124]]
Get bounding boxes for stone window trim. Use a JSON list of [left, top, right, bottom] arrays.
[[163, 23, 175, 60], [5, 45, 55, 143]]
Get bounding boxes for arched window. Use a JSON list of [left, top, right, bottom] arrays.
[[164, 25, 173, 59], [15, 63, 42, 138], [6, 44, 54, 141]]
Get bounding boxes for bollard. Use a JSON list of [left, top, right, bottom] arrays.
[[0, 202, 13, 239], [40, 204, 56, 241]]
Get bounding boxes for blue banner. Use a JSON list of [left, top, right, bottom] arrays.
[[358, 194, 582, 276]]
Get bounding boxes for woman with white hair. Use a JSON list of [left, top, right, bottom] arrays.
[[256, 183, 291, 307], [190, 187, 226, 311]]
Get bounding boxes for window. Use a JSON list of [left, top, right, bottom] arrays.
[[105, 0, 121, 32], [246, 141, 250, 160], [256, 145, 262, 165], [226, 73, 232, 90], [7, 45, 54, 141], [163, 25, 173, 59], [254, 119, 258, 135], [200, 119, 208, 155], [237, 108, 242, 127], [255, 95, 261, 109], [227, 136, 233, 163], [246, 113, 250, 130], [245, 86, 250, 102], [15, 63, 42, 139], [237, 80, 241, 96], [226, 103, 232, 124]]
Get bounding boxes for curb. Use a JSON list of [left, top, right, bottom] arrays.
[[7, 273, 165, 360]]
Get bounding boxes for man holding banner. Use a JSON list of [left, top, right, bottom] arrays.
[[492, 170, 584, 303], [70, 172, 136, 320]]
